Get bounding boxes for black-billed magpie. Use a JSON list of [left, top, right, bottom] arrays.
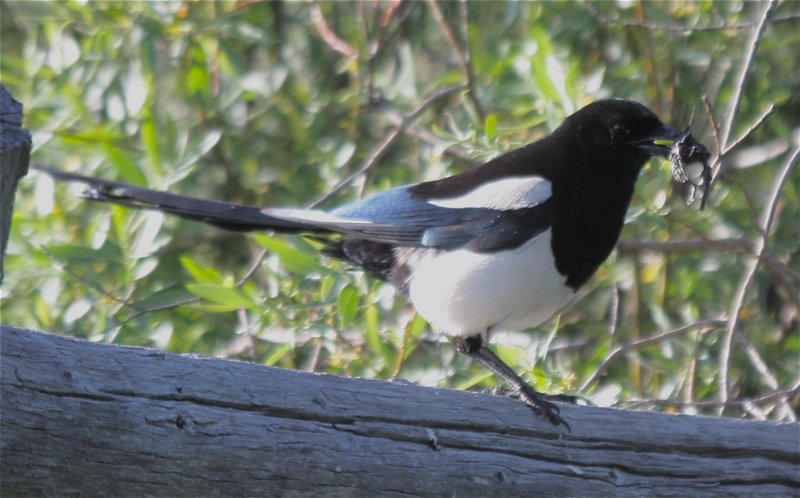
[[34, 99, 711, 430]]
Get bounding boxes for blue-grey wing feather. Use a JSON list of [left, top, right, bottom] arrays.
[[267, 185, 553, 252]]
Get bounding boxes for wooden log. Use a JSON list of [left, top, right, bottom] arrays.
[[1, 325, 798, 497], [0, 84, 32, 284]]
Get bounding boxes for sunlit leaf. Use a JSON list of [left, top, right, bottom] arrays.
[[337, 284, 360, 329], [180, 256, 224, 284], [103, 143, 148, 186], [185, 283, 255, 310], [254, 235, 325, 275], [484, 113, 498, 139]]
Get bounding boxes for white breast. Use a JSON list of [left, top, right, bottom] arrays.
[[400, 229, 575, 339]]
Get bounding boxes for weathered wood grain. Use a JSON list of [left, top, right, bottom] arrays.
[[1, 325, 798, 496], [0, 84, 32, 284]]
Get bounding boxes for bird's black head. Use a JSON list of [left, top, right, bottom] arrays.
[[562, 99, 684, 166]]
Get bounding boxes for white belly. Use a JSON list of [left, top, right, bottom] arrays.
[[403, 229, 575, 338]]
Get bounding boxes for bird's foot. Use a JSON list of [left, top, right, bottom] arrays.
[[519, 392, 569, 431], [487, 387, 585, 406], [487, 385, 571, 431], [455, 336, 573, 431]]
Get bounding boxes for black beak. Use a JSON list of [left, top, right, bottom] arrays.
[[632, 124, 685, 158]]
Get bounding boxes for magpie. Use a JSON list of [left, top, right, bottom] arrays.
[[34, 98, 710, 431]]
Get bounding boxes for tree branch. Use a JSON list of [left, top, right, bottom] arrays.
[[718, 143, 799, 413], [310, 84, 466, 207]]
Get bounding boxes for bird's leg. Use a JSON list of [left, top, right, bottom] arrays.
[[452, 335, 570, 431]]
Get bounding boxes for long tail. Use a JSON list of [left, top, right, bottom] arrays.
[[32, 165, 323, 234]]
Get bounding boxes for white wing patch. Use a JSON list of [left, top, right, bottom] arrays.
[[427, 176, 552, 210]]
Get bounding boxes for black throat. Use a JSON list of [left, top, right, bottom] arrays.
[[549, 153, 647, 289]]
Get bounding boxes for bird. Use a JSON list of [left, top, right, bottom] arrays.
[[34, 98, 707, 431]]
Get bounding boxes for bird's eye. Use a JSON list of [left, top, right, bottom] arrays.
[[611, 122, 628, 136]]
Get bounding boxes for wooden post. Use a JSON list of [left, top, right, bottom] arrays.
[[2, 325, 798, 496], [0, 84, 32, 284]]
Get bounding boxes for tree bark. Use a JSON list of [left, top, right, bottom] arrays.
[[0, 84, 32, 284], [1, 325, 798, 497]]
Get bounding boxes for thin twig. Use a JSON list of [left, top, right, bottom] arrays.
[[586, 2, 796, 32], [616, 237, 752, 255], [713, 0, 779, 182], [580, 319, 727, 392], [718, 143, 799, 413], [383, 111, 476, 162], [607, 283, 619, 340], [426, 0, 484, 121], [720, 169, 763, 233], [309, 1, 358, 59], [723, 104, 776, 156], [734, 330, 797, 421], [701, 95, 723, 161], [618, 237, 799, 285], [310, 84, 466, 207], [114, 245, 269, 333], [681, 328, 707, 413], [621, 378, 800, 410], [41, 247, 141, 310], [368, 0, 419, 61], [457, 0, 483, 121]]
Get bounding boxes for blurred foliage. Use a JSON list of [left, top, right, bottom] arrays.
[[1, 0, 798, 420]]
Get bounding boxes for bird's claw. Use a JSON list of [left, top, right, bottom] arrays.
[[520, 394, 572, 432], [485, 385, 572, 430], [519, 391, 571, 432]]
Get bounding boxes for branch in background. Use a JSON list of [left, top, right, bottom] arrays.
[[585, 2, 797, 32], [579, 319, 727, 393], [107, 241, 269, 337], [701, 95, 723, 158], [734, 330, 797, 421], [712, 0, 779, 181], [41, 247, 140, 310], [311, 84, 466, 207], [383, 111, 476, 162], [723, 104, 776, 156], [620, 378, 800, 410], [309, 1, 358, 59], [718, 143, 799, 414], [618, 236, 799, 291], [699, 97, 763, 221], [616, 237, 752, 255], [368, 0, 419, 61], [425, 0, 484, 121]]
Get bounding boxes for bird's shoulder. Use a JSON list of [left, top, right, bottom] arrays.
[[408, 139, 560, 202]]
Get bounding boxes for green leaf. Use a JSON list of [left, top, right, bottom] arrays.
[[172, 129, 223, 173], [265, 344, 293, 367], [180, 256, 224, 284], [456, 370, 494, 391], [337, 284, 360, 328], [141, 117, 161, 175], [48, 243, 123, 263], [132, 287, 197, 310], [103, 143, 148, 186], [254, 235, 325, 275], [319, 273, 337, 301], [364, 303, 381, 354], [531, 56, 560, 104], [484, 113, 498, 139], [409, 313, 429, 335], [185, 283, 255, 310]]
